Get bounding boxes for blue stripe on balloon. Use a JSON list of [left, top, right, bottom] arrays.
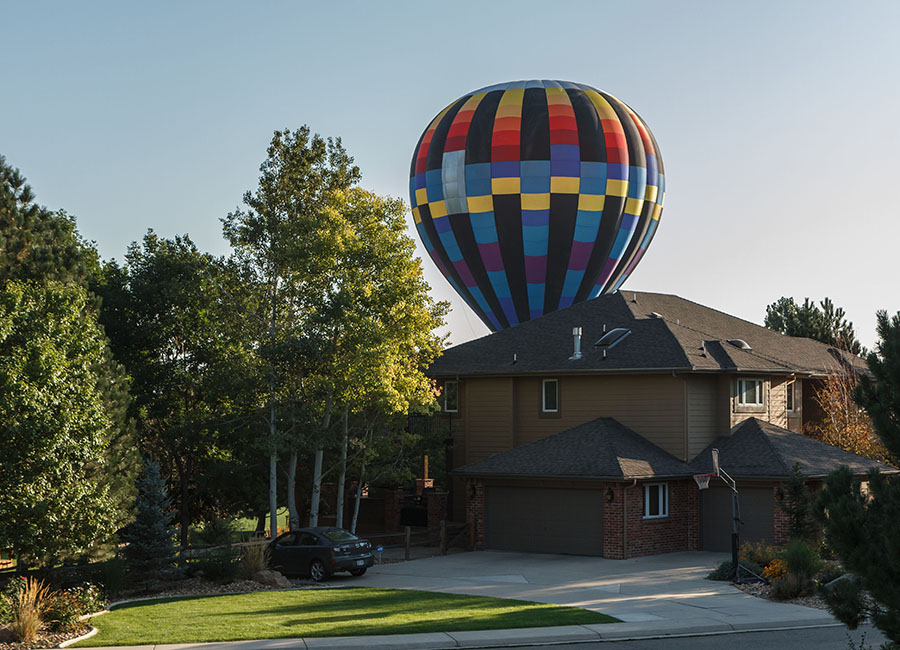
[[487, 271, 519, 326], [520, 160, 551, 193], [572, 209, 603, 242], [627, 166, 647, 198], [522, 223, 548, 256], [559, 270, 584, 307], [527, 283, 544, 320], [467, 285, 497, 329], [470, 211, 499, 244], [425, 169, 444, 201], [415, 222, 435, 253], [607, 163, 628, 180], [608, 213, 638, 260], [465, 163, 492, 197], [435, 223, 464, 262], [491, 160, 519, 178]]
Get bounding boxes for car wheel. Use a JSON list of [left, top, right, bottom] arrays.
[[309, 559, 328, 582], [349, 568, 367, 577]]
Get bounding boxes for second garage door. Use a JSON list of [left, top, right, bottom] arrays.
[[700, 486, 774, 551], [484, 485, 603, 556]]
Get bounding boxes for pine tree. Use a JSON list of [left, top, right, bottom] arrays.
[[776, 463, 817, 540], [816, 310, 900, 642], [123, 460, 177, 575]]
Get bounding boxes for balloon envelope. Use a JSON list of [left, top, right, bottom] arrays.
[[410, 80, 665, 331]]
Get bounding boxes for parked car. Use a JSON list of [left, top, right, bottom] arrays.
[[268, 527, 375, 581]]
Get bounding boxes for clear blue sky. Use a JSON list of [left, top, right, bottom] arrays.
[[3, 0, 898, 348]]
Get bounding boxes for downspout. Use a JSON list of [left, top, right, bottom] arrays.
[[622, 479, 637, 559]]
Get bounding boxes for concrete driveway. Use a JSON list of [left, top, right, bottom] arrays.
[[346, 550, 837, 636]]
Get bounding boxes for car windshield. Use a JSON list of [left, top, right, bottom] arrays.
[[321, 529, 359, 543]]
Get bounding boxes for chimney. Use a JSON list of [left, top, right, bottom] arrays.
[[569, 326, 583, 360]]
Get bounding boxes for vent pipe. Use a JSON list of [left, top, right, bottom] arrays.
[[569, 327, 583, 360]]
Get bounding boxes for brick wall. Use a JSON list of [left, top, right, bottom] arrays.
[[601, 483, 625, 558], [465, 478, 484, 549], [618, 479, 698, 558], [382, 488, 403, 532]]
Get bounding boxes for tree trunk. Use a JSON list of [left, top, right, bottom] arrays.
[[308, 393, 333, 527], [287, 450, 299, 530], [335, 407, 349, 529], [351, 427, 370, 534]]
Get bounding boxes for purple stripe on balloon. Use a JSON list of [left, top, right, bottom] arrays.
[[452, 260, 476, 286], [558, 295, 574, 309], [566, 240, 593, 271], [477, 241, 505, 272], [596, 257, 619, 287], [524, 255, 547, 281]]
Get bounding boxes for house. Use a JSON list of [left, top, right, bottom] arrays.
[[429, 291, 892, 558]]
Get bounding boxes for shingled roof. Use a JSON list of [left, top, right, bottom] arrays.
[[430, 291, 866, 377], [689, 418, 896, 479], [453, 417, 693, 480]]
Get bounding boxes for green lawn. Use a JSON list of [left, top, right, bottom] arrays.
[[78, 588, 618, 645]]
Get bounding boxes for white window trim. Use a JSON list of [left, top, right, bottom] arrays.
[[643, 482, 669, 519], [443, 380, 458, 413], [736, 378, 764, 406], [786, 380, 796, 413], [542, 378, 559, 413]]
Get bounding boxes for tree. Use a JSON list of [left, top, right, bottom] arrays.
[[0, 156, 137, 566], [222, 127, 360, 535], [816, 310, 900, 643], [765, 296, 865, 355], [123, 459, 177, 575], [0, 282, 131, 566], [95, 233, 266, 547], [805, 371, 890, 463], [776, 463, 817, 540]]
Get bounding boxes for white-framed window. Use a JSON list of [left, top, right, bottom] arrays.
[[786, 381, 796, 412], [443, 380, 458, 413], [736, 378, 764, 406], [644, 482, 669, 519], [542, 378, 559, 413]]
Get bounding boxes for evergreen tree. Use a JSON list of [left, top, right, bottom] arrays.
[[776, 463, 817, 540], [764, 296, 865, 356], [816, 310, 900, 643], [123, 459, 177, 575]]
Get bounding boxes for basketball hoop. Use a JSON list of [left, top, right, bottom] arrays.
[[694, 473, 717, 490]]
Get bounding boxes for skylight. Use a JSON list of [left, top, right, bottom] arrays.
[[595, 328, 632, 349], [727, 339, 752, 351]]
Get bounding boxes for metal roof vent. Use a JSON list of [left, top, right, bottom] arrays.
[[569, 327, 583, 360], [650, 312, 662, 319], [595, 328, 631, 349], [727, 338, 752, 351]]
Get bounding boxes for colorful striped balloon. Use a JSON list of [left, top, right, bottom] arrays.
[[410, 80, 665, 331]]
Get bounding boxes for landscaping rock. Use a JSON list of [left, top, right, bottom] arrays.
[[251, 569, 292, 588]]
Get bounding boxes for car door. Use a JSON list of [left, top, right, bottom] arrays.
[[271, 533, 301, 574], [297, 532, 323, 574]]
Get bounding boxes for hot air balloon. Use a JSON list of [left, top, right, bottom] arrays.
[[410, 80, 665, 331]]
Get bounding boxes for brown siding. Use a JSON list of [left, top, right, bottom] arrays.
[[768, 377, 789, 428], [686, 375, 720, 461], [463, 377, 515, 463], [786, 379, 803, 433], [515, 374, 687, 459]]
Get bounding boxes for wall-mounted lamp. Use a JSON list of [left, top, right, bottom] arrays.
[[605, 487, 615, 503]]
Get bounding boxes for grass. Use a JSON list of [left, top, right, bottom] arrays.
[[77, 588, 618, 645]]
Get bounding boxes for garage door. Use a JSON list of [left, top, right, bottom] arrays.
[[484, 486, 603, 556], [701, 486, 773, 551]]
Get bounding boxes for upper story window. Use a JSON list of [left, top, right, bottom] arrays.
[[736, 378, 764, 406], [443, 380, 458, 413], [644, 482, 669, 519], [786, 381, 796, 412], [542, 378, 559, 413]]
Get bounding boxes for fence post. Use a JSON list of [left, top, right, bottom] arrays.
[[404, 526, 411, 561]]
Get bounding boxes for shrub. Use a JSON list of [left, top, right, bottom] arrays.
[[740, 540, 779, 569], [44, 583, 105, 632], [764, 558, 788, 582], [98, 557, 127, 598], [239, 543, 270, 578], [193, 548, 240, 582], [782, 539, 824, 584], [4, 577, 51, 642], [771, 573, 804, 600], [195, 519, 238, 548], [707, 559, 764, 581]]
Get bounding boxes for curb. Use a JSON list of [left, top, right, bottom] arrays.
[[58, 625, 98, 648]]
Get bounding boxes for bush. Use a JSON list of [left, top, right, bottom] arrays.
[[2, 577, 51, 642], [819, 573, 866, 630], [764, 558, 788, 582], [771, 573, 804, 600], [98, 557, 127, 598], [782, 539, 824, 584], [44, 583, 105, 632], [239, 543, 270, 578], [740, 540, 779, 569], [192, 548, 240, 582], [707, 559, 764, 581], [194, 519, 238, 548]]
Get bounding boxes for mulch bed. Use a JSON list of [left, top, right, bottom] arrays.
[[735, 580, 828, 610]]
